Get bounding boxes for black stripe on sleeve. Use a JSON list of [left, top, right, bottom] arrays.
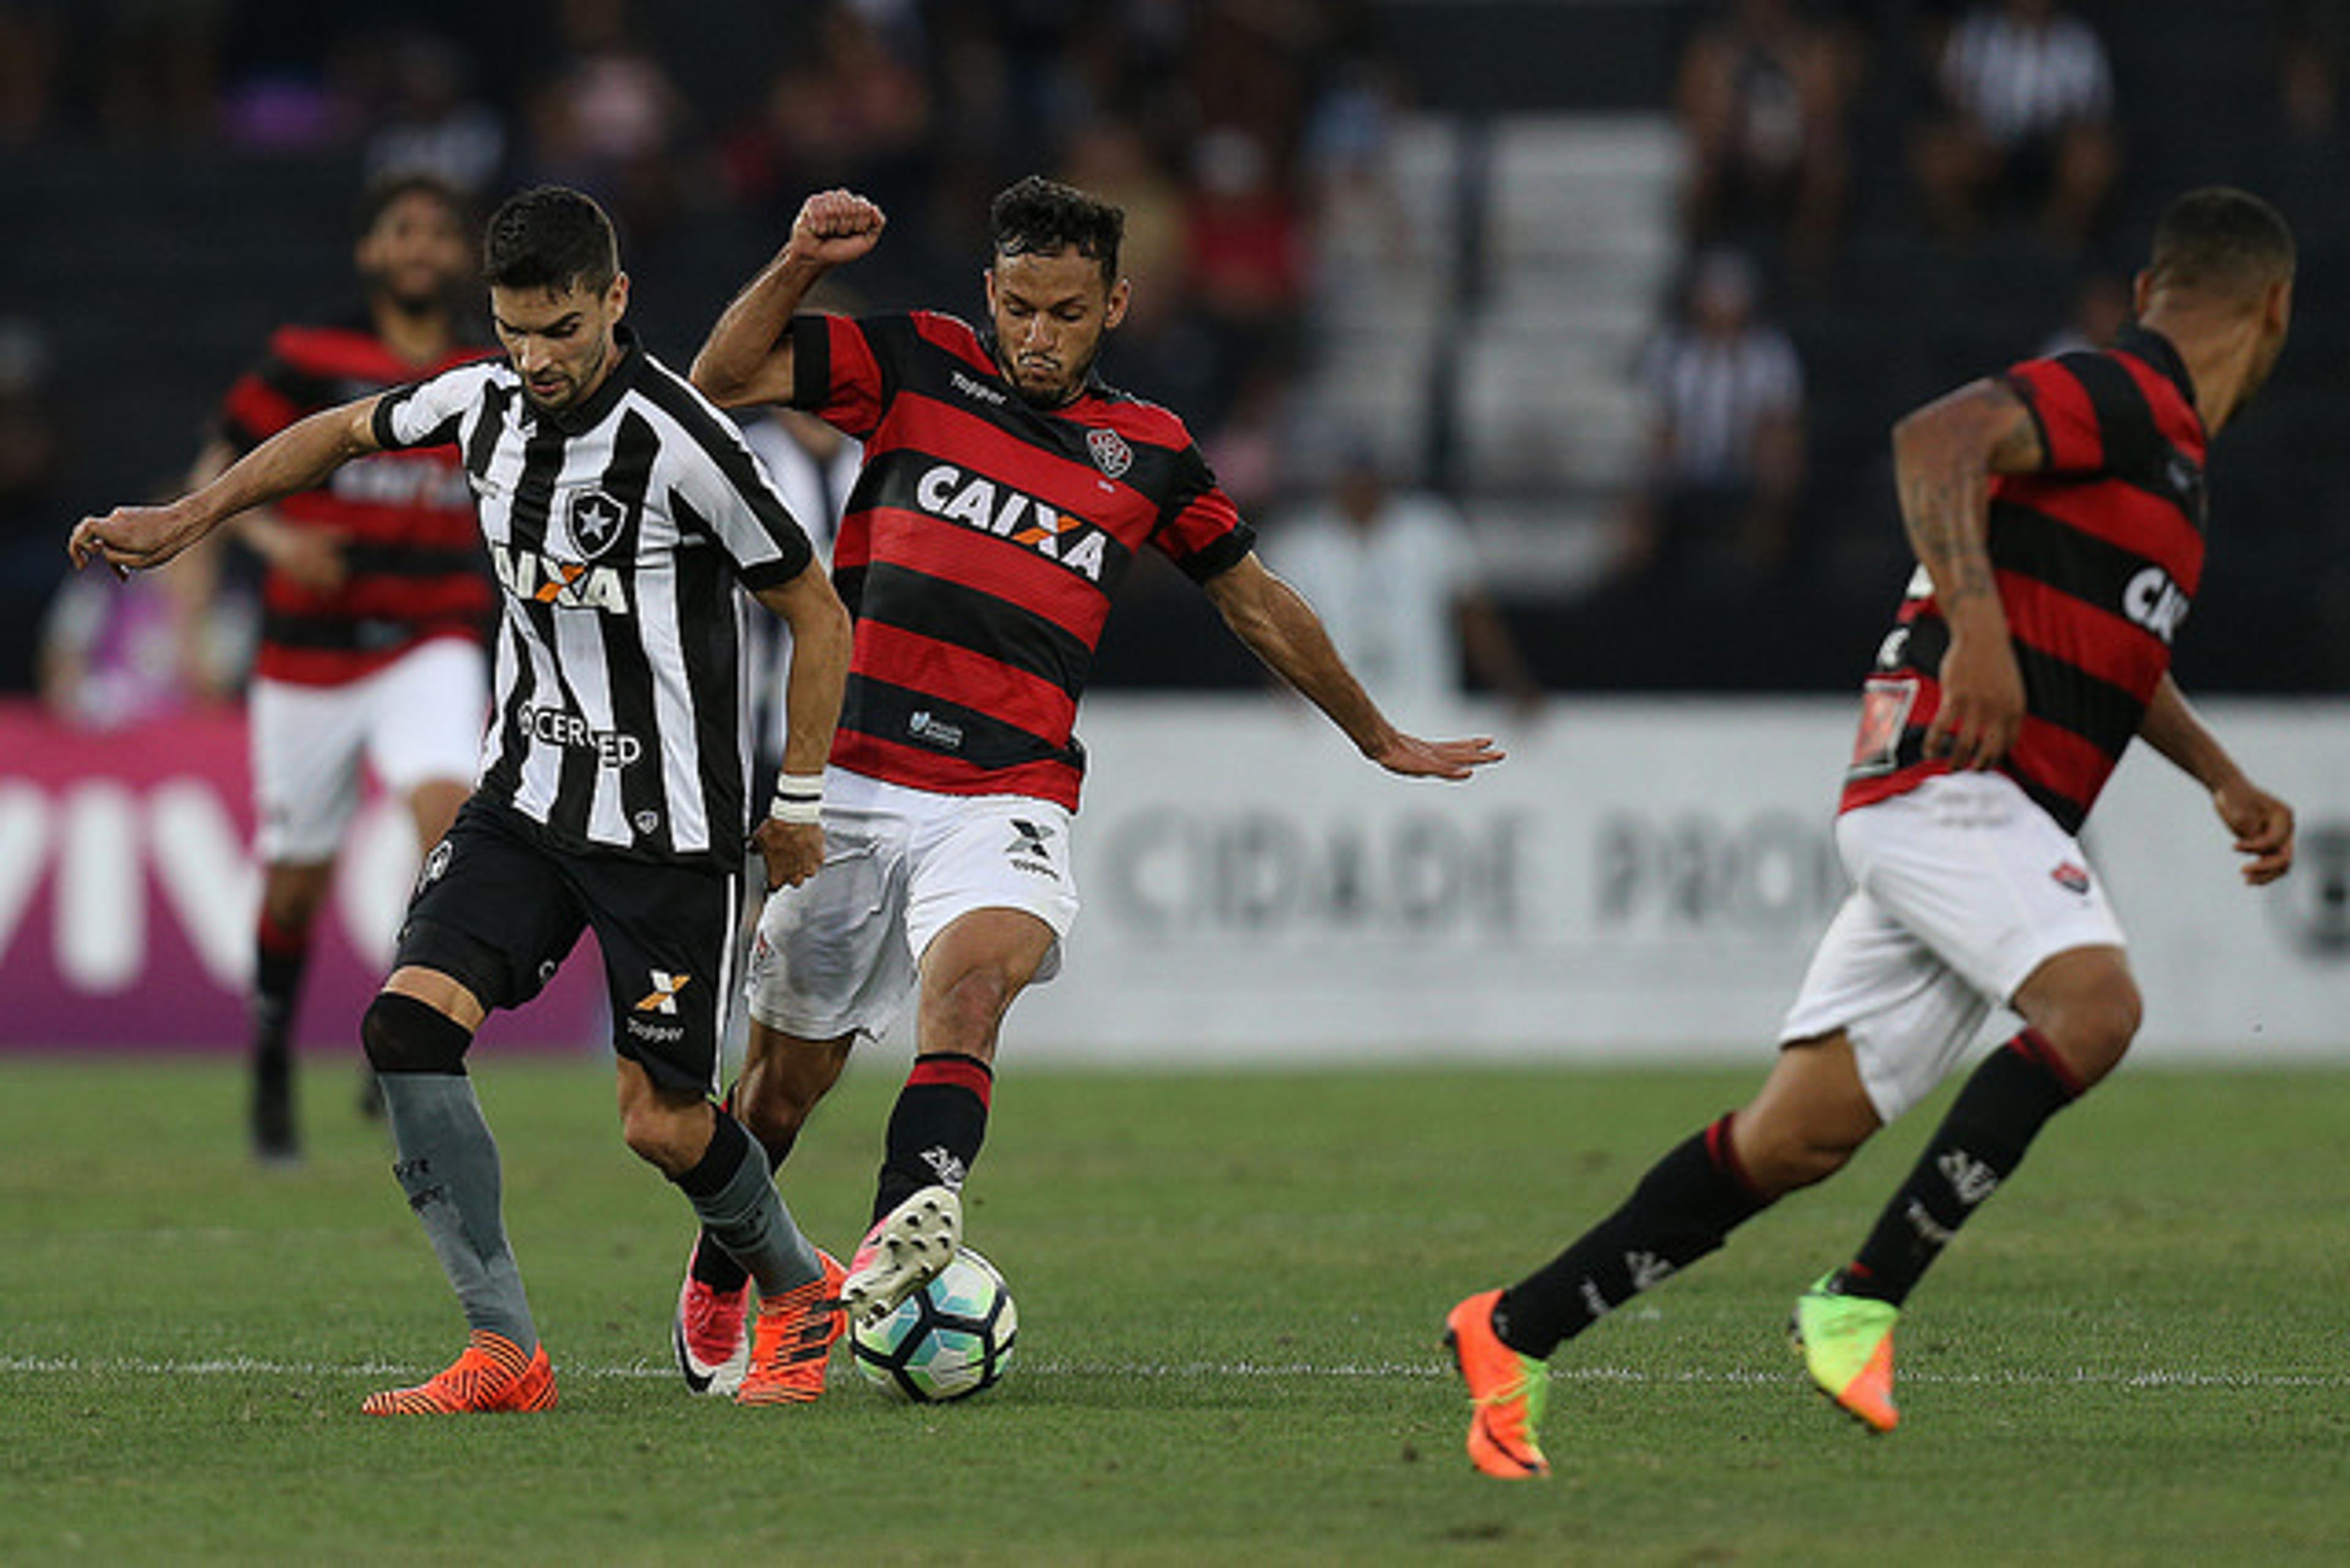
[[371, 386, 419, 450], [2056, 353, 2162, 484], [634, 365, 815, 583]]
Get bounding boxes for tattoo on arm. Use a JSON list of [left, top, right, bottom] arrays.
[[1894, 380, 2043, 611]]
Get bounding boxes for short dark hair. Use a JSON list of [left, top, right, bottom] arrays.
[[990, 176, 1124, 289], [2147, 187, 2296, 301], [482, 185, 619, 296], [355, 170, 468, 239]]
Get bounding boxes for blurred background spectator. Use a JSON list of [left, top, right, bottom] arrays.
[[1674, 0, 1857, 277], [1909, 0, 2121, 252], [5, 0, 2346, 700], [1266, 446, 1543, 727], [1617, 249, 1807, 595]]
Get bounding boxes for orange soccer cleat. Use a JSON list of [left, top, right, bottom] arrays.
[[735, 1249, 848, 1406], [362, 1330, 557, 1416], [1444, 1290, 1551, 1480]]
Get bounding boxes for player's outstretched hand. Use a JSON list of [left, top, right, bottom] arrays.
[[755, 816, 826, 893], [2214, 775, 2294, 886], [1370, 733, 1505, 782], [1927, 633, 2024, 770], [67, 501, 206, 577], [785, 189, 886, 270]]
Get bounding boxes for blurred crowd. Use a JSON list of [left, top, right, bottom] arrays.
[[4, 0, 2347, 714]]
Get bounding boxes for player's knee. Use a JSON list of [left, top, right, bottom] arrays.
[[928, 966, 1018, 1051], [1744, 1130, 1861, 1197], [2050, 972, 2142, 1085], [617, 1094, 706, 1174], [360, 991, 472, 1074]]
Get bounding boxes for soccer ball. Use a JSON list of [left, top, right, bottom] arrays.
[[849, 1246, 1017, 1403]]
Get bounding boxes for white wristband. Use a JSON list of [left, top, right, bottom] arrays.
[[768, 771, 824, 825]]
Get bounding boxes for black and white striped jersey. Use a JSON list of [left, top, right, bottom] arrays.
[[372, 329, 816, 864]]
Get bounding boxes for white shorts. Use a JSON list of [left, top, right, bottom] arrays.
[[1778, 771, 2126, 1121], [745, 769, 1081, 1042], [250, 637, 488, 863]]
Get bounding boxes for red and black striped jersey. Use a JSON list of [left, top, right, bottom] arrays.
[[1841, 326, 2209, 834], [218, 315, 495, 685], [790, 310, 1255, 809]]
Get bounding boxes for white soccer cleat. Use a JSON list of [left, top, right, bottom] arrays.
[[839, 1185, 963, 1330]]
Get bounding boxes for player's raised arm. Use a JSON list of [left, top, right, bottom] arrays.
[[70, 395, 386, 576], [1204, 552, 1504, 781], [2138, 673, 2296, 885], [690, 189, 886, 410], [1889, 376, 2047, 772]]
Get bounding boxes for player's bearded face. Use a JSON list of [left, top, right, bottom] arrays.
[[987, 249, 1130, 406], [492, 278, 627, 413], [361, 192, 471, 314]]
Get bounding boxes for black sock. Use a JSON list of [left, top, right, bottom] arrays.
[[1493, 1114, 1770, 1359], [1840, 1028, 2083, 1309], [252, 910, 310, 1079], [691, 1083, 777, 1294], [873, 1053, 992, 1225]]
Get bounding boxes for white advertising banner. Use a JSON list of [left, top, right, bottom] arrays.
[[1006, 696, 2350, 1066]]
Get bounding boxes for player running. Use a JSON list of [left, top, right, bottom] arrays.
[[195, 172, 494, 1162], [1444, 186, 2299, 1478], [70, 185, 853, 1414], [667, 177, 1504, 1395]]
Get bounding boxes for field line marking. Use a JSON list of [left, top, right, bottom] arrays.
[[4, 1354, 2344, 1389]]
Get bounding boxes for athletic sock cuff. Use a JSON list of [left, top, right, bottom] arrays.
[[2005, 1026, 2087, 1100], [256, 908, 311, 960], [1704, 1111, 1769, 1206], [674, 1111, 755, 1200], [908, 1053, 994, 1107]]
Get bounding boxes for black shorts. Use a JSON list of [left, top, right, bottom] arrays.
[[395, 797, 745, 1097]]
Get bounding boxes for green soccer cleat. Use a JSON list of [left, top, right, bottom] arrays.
[[1791, 1273, 1900, 1433], [1444, 1290, 1551, 1480]]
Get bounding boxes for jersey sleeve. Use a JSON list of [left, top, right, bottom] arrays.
[[1151, 441, 1257, 584], [2001, 350, 2163, 480], [788, 312, 892, 439], [652, 375, 817, 592], [371, 361, 498, 453]]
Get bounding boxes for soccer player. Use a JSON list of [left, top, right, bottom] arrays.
[[1444, 185, 2299, 1479], [69, 185, 855, 1415], [668, 178, 1504, 1395], [193, 171, 494, 1162]]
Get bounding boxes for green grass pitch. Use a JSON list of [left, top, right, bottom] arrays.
[[4, 1055, 2346, 1564]]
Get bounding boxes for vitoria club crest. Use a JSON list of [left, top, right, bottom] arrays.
[[1086, 427, 1132, 479], [565, 487, 627, 559]]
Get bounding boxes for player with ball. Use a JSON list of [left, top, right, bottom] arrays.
[[669, 176, 1503, 1400]]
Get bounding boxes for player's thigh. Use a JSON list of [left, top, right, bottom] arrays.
[[249, 675, 367, 863], [745, 810, 916, 1042], [580, 855, 746, 1102], [394, 800, 586, 1015], [904, 794, 1080, 986], [1842, 771, 2126, 1006], [1778, 887, 1994, 1124], [362, 636, 488, 796]]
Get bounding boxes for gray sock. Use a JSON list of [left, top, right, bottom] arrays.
[[677, 1113, 823, 1299], [380, 1071, 537, 1351]]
